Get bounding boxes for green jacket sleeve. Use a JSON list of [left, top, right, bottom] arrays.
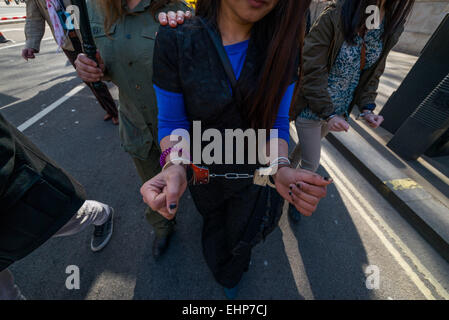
[[356, 54, 387, 111], [301, 6, 336, 119], [355, 24, 405, 111]]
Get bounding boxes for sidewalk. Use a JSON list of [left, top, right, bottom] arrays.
[[0, 2, 25, 25], [326, 51, 449, 262]]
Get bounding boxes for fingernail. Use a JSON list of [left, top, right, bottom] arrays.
[[169, 203, 177, 210], [289, 191, 292, 196], [296, 183, 301, 189], [324, 177, 330, 181], [289, 185, 292, 190]]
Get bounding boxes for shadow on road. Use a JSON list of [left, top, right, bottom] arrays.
[[8, 97, 372, 299], [286, 165, 374, 299]]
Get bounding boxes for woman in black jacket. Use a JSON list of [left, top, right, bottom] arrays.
[[141, 0, 332, 299]]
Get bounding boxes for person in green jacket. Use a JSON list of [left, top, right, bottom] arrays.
[[74, 0, 191, 258], [288, 0, 414, 222], [0, 113, 114, 300]]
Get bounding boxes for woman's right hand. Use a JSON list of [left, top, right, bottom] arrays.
[[327, 116, 350, 132], [74, 52, 105, 83], [140, 164, 188, 220]]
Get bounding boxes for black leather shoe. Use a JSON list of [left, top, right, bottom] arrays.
[[152, 233, 173, 259]]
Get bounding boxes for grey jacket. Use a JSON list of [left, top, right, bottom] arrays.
[[25, 0, 81, 51]]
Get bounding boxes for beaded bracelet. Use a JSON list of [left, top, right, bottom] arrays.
[[159, 147, 187, 167], [159, 147, 192, 168]]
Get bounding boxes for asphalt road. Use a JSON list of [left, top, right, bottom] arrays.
[[1, 22, 449, 300], [0, 3, 26, 18]]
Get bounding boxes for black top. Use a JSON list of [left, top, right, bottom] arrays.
[[152, 17, 298, 207], [153, 18, 299, 131]]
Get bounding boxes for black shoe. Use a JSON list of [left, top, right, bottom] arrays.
[[288, 203, 302, 223], [152, 233, 173, 258], [223, 285, 239, 300], [91, 207, 114, 252]]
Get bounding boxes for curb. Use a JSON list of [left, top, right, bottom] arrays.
[[326, 126, 449, 263], [0, 16, 26, 20]]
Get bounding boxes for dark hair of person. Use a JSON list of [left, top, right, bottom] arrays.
[[341, 0, 415, 44], [196, 0, 312, 130], [98, 0, 179, 36]]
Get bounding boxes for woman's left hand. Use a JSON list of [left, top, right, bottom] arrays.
[[273, 166, 332, 216], [363, 112, 384, 128]]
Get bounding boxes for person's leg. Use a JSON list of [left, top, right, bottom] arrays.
[[289, 117, 324, 222], [132, 151, 175, 238], [321, 121, 330, 140], [63, 39, 118, 120], [0, 269, 25, 300], [132, 147, 175, 257], [53, 200, 114, 252], [295, 117, 325, 173], [0, 201, 113, 300], [199, 185, 262, 295], [200, 206, 230, 283], [53, 200, 111, 237]]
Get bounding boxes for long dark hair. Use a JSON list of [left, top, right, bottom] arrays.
[[196, 0, 311, 130], [342, 0, 414, 44]]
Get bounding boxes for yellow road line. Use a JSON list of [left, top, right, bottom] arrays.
[[384, 178, 423, 191]]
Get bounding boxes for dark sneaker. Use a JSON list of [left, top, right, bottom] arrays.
[[17, 292, 26, 300], [288, 203, 302, 223], [91, 207, 114, 252], [152, 233, 173, 259], [223, 284, 239, 300]]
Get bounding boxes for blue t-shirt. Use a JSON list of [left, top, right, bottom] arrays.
[[155, 40, 294, 144]]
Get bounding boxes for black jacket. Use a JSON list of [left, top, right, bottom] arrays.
[[153, 18, 297, 214], [0, 113, 86, 271]]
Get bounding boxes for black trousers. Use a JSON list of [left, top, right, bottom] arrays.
[[63, 34, 118, 118], [192, 181, 281, 289]]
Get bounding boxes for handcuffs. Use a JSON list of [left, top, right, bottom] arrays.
[[164, 157, 291, 188]]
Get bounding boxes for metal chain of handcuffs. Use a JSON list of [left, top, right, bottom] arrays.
[[163, 156, 292, 188]]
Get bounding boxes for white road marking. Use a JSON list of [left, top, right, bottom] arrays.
[[18, 84, 85, 132], [0, 36, 52, 50], [320, 150, 449, 300], [0, 26, 50, 32], [279, 202, 315, 299], [0, 28, 25, 32]]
